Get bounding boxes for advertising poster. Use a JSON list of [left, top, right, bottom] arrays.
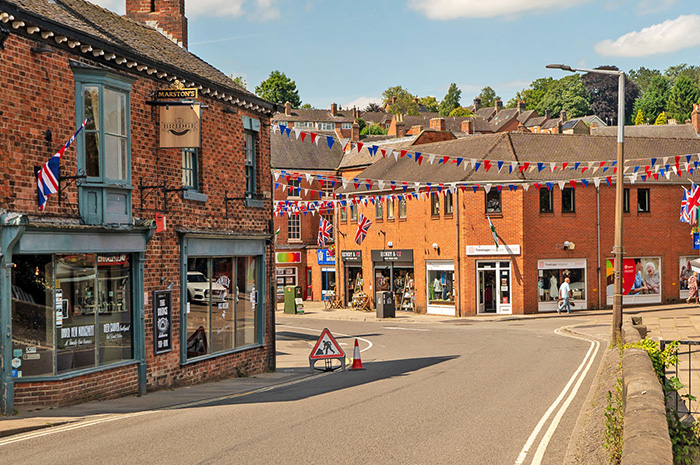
[[680, 255, 698, 299], [606, 257, 662, 304]]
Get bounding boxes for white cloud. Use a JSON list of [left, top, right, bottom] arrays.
[[407, 0, 587, 19], [638, 0, 675, 14], [344, 97, 382, 111], [595, 14, 700, 57]]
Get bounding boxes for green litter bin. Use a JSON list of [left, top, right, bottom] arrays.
[[284, 286, 304, 314]]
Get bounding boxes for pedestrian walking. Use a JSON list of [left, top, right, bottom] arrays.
[[687, 271, 699, 305], [557, 277, 572, 314]]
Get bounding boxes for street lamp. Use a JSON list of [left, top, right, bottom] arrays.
[[546, 64, 625, 342]]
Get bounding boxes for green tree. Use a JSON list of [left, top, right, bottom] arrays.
[[634, 109, 645, 125], [507, 78, 555, 110], [439, 83, 462, 116], [668, 74, 700, 123], [448, 107, 473, 117], [478, 86, 500, 108], [633, 75, 670, 124], [255, 70, 302, 107], [537, 75, 591, 118], [230, 75, 248, 90], [362, 102, 383, 112], [360, 123, 388, 136], [418, 96, 439, 113], [300, 103, 313, 109], [381, 86, 419, 115], [664, 63, 700, 87], [654, 111, 667, 125], [628, 67, 661, 95], [356, 118, 366, 133]]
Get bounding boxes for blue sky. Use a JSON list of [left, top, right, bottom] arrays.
[[94, 0, 700, 110]]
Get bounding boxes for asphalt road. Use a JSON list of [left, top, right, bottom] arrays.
[[0, 316, 602, 465]]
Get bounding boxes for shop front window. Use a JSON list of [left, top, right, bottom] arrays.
[[428, 269, 454, 305], [538, 266, 586, 302]]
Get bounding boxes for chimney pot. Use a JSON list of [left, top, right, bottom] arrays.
[[285, 101, 291, 116], [473, 97, 481, 111], [692, 103, 700, 134], [462, 119, 474, 134], [351, 122, 360, 141], [545, 109, 551, 119], [517, 100, 526, 114], [330, 103, 337, 117], [430, 118, 446, 132], [560, 109, 567, 122], [495, 99, 503, 113]]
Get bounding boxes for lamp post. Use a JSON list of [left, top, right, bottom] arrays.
[[546, 64, 625, 342]]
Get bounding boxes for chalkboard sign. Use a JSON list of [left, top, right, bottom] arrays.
[[153, 290, 172, 355]]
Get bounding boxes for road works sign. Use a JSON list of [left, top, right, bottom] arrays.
[[309, 328, 346, 372]]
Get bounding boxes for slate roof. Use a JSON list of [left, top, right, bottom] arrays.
[[272, 108, 355, 123], [525, 116, 547, 127], [475, 107, 496, 120], [337, 136, 418, 170], [489, 108, 519, 131], [271, 132, 344, 171], [591, 124, 698, 139], [360, 111, 392, 125], [1, 0, 275, 110], [517, 110, 538, 124], [337, 132, 700, 193]]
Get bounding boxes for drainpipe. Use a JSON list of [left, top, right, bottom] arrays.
[[0, 213, 27, 416], [597, 187, 602, 310], [455, 187, 461, 317]]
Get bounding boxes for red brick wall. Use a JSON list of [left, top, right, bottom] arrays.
[[126, 0, 188, 48]]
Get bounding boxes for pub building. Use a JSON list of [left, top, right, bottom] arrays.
[[0, 0, 276, 414]]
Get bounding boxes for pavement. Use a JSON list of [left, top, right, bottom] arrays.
[[2, 300, 700, 439]]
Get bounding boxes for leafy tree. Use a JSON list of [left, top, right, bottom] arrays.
[[229, 75, 248, 90], [418, 96, 439, 113], [664, 63, 700, 87], [628, 67, 661, 95], [360, 123, 388, 136], [507, 78, 555, 110], [537, 75, 591, 118], [439, 83, 461, 116], [362, 102, 384, 112], [582, 66, 638, 124], [448, 107, 473, 117], [633, 75, 670, 124], [654, 111, 667, 125], [634, 109, 645, 125], [478, 86, 500, 108], [255, 70, 302, 107], [381, 85, 419, 116], [356, 118, 366, 132], [300, 103, 313, 109], [668, 74, 700, 123]]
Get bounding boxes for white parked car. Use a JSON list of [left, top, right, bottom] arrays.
[[187, 272, 228, 303]]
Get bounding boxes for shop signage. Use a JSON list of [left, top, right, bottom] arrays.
[[153, 290, 172, 355], [371, 249, 413, 262], [317, 249, 336, 265], [466, 244, 520, 256], [159, 104, 201, 148], [341, 250, 362, 262], [156, 88, 198, 99], [276, 252, 301, 264], [538, 259, 587, 269], [694, 233, 699, 250], [97, 254, 128, 266]]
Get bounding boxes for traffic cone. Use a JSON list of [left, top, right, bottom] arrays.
[[350, 338, 365, 370]]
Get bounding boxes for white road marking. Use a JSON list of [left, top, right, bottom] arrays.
[[382, 326, 429, 331], [278, 324, 373, 352], [514, 326, 600, 465]]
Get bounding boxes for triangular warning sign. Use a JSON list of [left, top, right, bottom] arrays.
[[309, 328, 345, 360]]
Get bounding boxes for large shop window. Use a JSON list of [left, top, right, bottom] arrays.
[[606, 256, 662, 305], [537, 259, 587, 311], [74, 69, 134, 225], [426, 261, 455, 315], [11, 254, 133, 378], [185, 256, 260, 359]]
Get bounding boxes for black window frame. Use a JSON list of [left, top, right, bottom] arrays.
[[637, 188, 650, 213], [623, 188, 630, 213], [562, 187, 575, 213], [486, 190, 501, 214], [430, 192, 440, 217], [444, 191, 454, 216], [539, 188, 553, 213]]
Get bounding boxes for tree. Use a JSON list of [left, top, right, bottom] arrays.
[[654, 111, 667, 125], [381, 85, 419, 115], [418, 96, 439, 113], [229, 75, 248, 90], [300, 103, 313, 109], [634, 109, 645, 125], [582, 66, 638, 124], [664, 63, 700, 87], [628, 67, 661, 95], [360, 123, 388, 136], [478, 86, 500, 108], [362, 102, 383, 112], [668, 74, 700, 123], [537, 75, 591, 118], [633, 75, 670, 124], [507, 78, 555, 111], [439, 83, 461, 116], [448, 107, 473, 117], [255, 70, 302, 107]]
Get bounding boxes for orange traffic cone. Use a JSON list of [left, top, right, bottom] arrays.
[[351, 338, 365, 370]]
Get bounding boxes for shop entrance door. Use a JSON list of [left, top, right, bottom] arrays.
[[478, 269, 497, 313], [477, 261, 512, 314]]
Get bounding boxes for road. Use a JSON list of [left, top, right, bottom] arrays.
[[0, 315, 603, 465]]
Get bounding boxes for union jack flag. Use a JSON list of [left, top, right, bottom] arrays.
[[37, 119, 88, 211], [317, 217, 333, 247], [354, 214, 372, 245], [681, 188, 691, 223], [683, 183, 700, 224]]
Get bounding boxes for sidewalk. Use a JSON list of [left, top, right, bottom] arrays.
[[2, 300, 698, 439]]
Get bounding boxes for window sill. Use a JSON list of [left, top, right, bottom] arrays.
[[13, 360, 140, 383], [182, 190, 207, 202], [288, 239, 302, 244], [485, 213, 503, 218], [245, 198, 265, 208], [181, 344, 264, 366], [444, 214, 454, 219], [540, 211, 554, 215]]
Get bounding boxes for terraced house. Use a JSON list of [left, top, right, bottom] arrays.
[[0, 0, 277, 414]]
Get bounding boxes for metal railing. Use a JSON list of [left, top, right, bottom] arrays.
[[660, 340, 700, 416]]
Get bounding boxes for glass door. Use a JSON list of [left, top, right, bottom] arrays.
[[478, 268, 497, 314], [477, 261, 512, 314]]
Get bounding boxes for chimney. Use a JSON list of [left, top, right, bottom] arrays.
[[284, 101, 291, 116], [126, 0, 188, 48], [545, 109, 551, 119], [396, 122, 407, 138], [692, 103, 700, 134], [495, 99, 503, 113], [353, 106, 359, 119], [462, 119, 474, 134], [430, 118, 446, 132], [351, 122, 360, 141], [560, 109, 567, 122], [410, 125, 424, 135], [391, 96, 397, 105], [330, 103, 337, 117], [473, 97, 481, 111], [517, 100, 526, 114]]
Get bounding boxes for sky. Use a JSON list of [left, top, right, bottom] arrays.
[[93, 0, 700, 110]]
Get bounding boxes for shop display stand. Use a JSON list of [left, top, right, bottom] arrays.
[[400, 275, 415, 312]]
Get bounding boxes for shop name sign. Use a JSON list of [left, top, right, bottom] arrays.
[[317, 249, 335, 265], [156, 88, 198, 99], [153, 290, 172, 355], [466, 244, 521, 256], [341, 250, 362, 262], [371, 249, 413, 262], [159, 104, 201, 148]]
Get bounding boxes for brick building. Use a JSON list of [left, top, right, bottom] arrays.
[[332, 132, 700, 316], [0, 0, 277, 414]]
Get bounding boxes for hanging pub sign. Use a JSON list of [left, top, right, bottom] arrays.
[[159, 104, 201, 148], [153, 290, 172, 355], [155, 88, 198, 99]]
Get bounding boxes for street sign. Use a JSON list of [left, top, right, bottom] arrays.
[[309, 328, 346, 372]]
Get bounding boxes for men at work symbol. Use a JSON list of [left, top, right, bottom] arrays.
[[316, 340, 334, 355]]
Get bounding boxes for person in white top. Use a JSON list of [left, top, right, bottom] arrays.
[[557, 277, 572, 314]]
